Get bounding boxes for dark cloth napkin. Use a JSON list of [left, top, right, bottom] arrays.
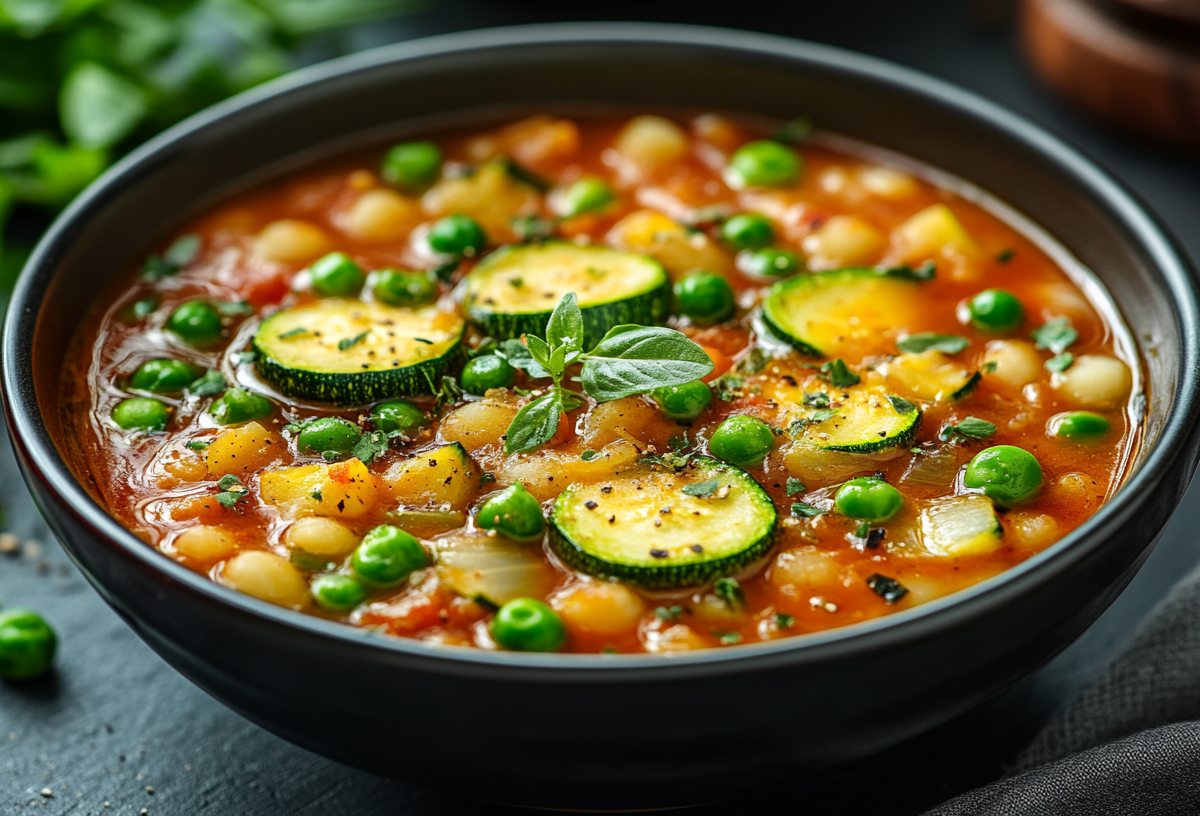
[[928, 563, 1200, 815]]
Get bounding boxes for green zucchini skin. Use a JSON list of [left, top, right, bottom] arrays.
[[463, 242, 671, 346], [952, 371, 983, 401], [549, 458, 777, 589], [253, 300, 466, 405], [784, 385, 923, 455]]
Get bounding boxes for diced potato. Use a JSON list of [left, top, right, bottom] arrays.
[[982, 340, 1043, 391], [857, 166, 920, 199], [222, 551, 309, 608], [891, 204, 981, 280], [769, 547, 841, 588], [422, 161, 540, 242], [163, 449, 208, 482], [494, 440, 639, 502], [802, 215, 885, 269], [439, 400, 519, 452], [283, 517, 359, 559], [467, 116, 581, 170], [206, 421, 284, 478], [579, 396, 666, 448], [380, 444, 475, 511], [255, 219, 331, 264], [692, 113, 744, 154], [260, 458, 380, 520], [1052, 354, 1132, 409], [641, 623, 709, 653], [174, 525, 237, 563], [606, 209, 735, 277], [615, 115, 689, 168], [550, 582, 647, 637], [338, 189, 422, 244]]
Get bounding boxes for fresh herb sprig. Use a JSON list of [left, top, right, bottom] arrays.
[[501, 294, 713, 454]]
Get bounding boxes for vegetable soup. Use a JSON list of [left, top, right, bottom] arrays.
[[60, 112, 1141, 654]]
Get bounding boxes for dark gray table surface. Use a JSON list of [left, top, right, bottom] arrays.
[[4, 1, 1200, 813]]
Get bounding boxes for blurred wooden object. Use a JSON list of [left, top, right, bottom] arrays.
[[1020, 0, 1200, 147]]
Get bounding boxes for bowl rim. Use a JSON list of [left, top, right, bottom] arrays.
[[5, 21, 1199, 678]]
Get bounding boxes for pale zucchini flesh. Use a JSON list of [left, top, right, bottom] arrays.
[[883, 350, 981, 403]]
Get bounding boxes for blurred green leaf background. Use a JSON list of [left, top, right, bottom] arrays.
[[0, 0, 419, 297]]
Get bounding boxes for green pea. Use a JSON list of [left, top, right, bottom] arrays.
[[427, 214, 487, 257], [652, 380, 712, 422], [309, 252, 364, 297], [968, 289, 1025, 332], [721, 212, 774, 250], [370, 400, 427, 436], [675, 271, 736, 325], [727, 140, 801, 188], [298, 417, 363, 457], [559, 177, 614, 218], [351, 525, 428, 588], [167, 301, 222, 344], [367, 268, 436, 307], [461, 355, 516, 395], [210, 388, 272, 426], [740, 247, 801, 278], [380, 140, 442, 189], [129, 359, 201, 393], [708, 415, 774, 468], [311, 574, 368, 612], [0, 609, 56, 680], [491, 598, 566, 652], [476, 483, 545, 542], [112, 397, 170, 431], [1049, 411, 1111, 443], [834, 476, 903, 522], [964, 445, 1043, 504]]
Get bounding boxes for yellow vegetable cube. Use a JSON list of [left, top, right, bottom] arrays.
[[206, 421, 284, 478], [606, 209, 734, 277], [380, 443, 475, 511], [260, 458, 380, 520]]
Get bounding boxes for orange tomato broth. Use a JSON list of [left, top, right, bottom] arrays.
[[60, 112, 1141, 654]]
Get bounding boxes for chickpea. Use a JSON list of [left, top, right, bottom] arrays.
[[857, 165, 920, 199], [641, 623, 709, 653], [615, 115, 689, 168], [174, 525, 237, 563], [982, 340, 1043, 391], [1052, 354, 1132, 409], [551, 582, 647, 637], [1007, 511, 1060, 550], [222, 551, 309, 608], [802, 215, 885, 268], [338, 189, 421, 244], [284, 517, 359, 560], [255, 219, 331, 264]]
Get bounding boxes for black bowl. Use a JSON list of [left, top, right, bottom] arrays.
[[4, 23, 1199, 809]]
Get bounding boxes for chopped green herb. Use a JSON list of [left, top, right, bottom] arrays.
[[600, 646, 619, 654], [131, 297, 159, 320], [310, 491, 322, 502], [337, 331, 370, 351], [866, 574, 909, 604], [774, 612, 795, 629], [711, 373, 745, 402], [499, 156, 551, 191], [655, 605, 684, 622], [738, 348, 771, 374], [321, 450, 341, 463], [997, 248, 1015, 264], [897, 333, 969, 355], [186, 370, 226, 398], [581, 449, 599, 462], [480, 473, 496, 486], [887, 395, 917, 414], [215, 474, 249, 507], [772, 116, 814, 144], [433, 375, 464, 411], [939, 416, 998, 442], [1046, 353, 1075, 373], [215, 300, 253, 317], [278, 327, 309, 340], [714, 631, 742, 645], [185, 440, 210, 451], [682, 478, 721, 499], [854, 520, 871, 539], [230, 350, 257, 366], [1032, 317, 1078, 354], [982, 361, 998, 373], [785, 477, 805, 496], [473, 594, 500, 612], [791, 502, 822, 518], [802, 391, 831, 408], [510, 214, 556, 243], [349, 430, 390, 465], [713, 577, 746, 610], [819, 359, 860, 388], [880, 261, 936, 281]]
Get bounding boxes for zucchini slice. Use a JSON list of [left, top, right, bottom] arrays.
[[761, 267, 923, 358], [463, 242, 671, 345], [919, 494, 1002, 556], [781, 385, 922, 454], [550, 457, 777, 589], [883, 350, 981, 403], [254, 300, 465, 404]]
